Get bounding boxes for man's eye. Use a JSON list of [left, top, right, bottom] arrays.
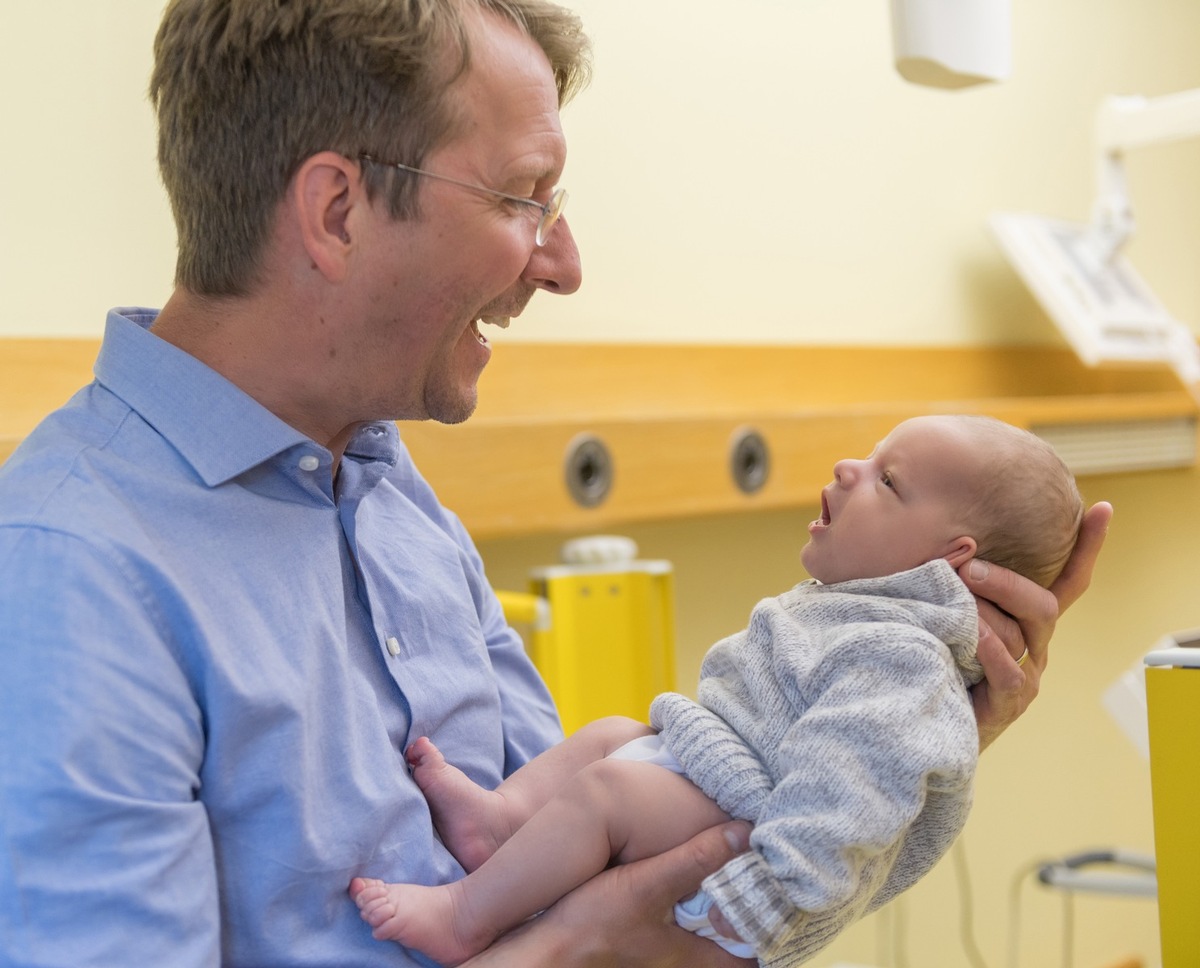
[[503, 197, 540, 218]]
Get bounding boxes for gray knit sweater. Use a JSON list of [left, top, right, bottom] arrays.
[[650, 559, 983, 965]]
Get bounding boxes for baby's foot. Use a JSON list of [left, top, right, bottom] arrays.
[[407, 736, 512, 872], [348, 876, 483, 967]]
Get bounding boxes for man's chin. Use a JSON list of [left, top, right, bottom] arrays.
[[425, 391, 478, 425]]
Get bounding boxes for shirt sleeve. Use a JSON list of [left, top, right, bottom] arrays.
[[0, 527, 220, 968], [699, 622, 979, 964]]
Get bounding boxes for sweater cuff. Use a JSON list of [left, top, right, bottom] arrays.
[[702, 851, 796, 956], [702, 852, 851, 965], [650, 694, 772, 819]]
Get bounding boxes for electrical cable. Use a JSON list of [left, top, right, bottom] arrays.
[[870, 887, 907, 967], [953, 838, 991, 968], [1060, 891, 1075, 968], [892, 895, 909, 968], [1007, 849, 1152, 968], [1005, 859, 1047, 968], [897, 902, 912, 968], [877, 837, 1139, 968], [874, 902, 892, 967]]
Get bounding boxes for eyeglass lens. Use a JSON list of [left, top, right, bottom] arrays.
[[536, 190, 568, 247]]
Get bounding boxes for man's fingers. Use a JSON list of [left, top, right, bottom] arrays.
[[1051, 501, 1113, 612], [647, 822, 752, 905], [974, 619, 1026, 690], [962, 558, 1057, 632], [961, 557, 1057, 666], [973, 596, 1021, 662]]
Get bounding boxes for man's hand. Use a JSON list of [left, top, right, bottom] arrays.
[[462, 821, 755, 967], [961, 501, 1113, 750]]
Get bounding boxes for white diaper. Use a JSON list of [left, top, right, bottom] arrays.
[[608, 734, 756, 960], [608, 733, 686, 772]]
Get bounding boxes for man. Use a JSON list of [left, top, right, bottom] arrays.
[[0, 1, 1110, 966]]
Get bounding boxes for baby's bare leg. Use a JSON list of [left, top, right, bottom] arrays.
[[414, 716, 653, 872], [352, 756, 730, 964]]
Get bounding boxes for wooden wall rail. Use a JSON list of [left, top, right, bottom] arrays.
[[3, 338, 1195, 538]]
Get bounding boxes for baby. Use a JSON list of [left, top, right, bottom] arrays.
[[350, 414, 1084, 966]]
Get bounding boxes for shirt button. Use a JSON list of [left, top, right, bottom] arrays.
[[298, 455, 320, 472], [386, 636, 401, 656]]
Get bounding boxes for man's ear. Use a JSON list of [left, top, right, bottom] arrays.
[[942, 536, 978, 570], [292, 151, 360, 283]]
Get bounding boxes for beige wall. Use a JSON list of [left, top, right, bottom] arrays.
[[5, 1, 1199, 964], [1, 0, 173, 335], [3, 0, 1199, 345]]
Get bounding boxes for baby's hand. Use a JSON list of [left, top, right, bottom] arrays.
[[707, 903, 744, 943]]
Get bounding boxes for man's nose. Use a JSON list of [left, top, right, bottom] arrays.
[[522, 216, 582, 295]]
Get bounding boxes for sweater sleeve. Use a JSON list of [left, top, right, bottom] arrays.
[[700, 621, 979, 965]]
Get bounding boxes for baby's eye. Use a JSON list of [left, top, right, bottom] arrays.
[[881, 471, 896, 489]]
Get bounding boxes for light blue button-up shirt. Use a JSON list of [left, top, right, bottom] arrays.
[[0, 309, 563, 967]]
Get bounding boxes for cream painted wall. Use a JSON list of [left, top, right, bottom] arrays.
[[477, 462, 1200, 968], [1, 0, 173, 336], [2, 0, 1199, 344]]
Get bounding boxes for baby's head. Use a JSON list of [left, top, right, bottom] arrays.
[[801, 414, 1083, 588]]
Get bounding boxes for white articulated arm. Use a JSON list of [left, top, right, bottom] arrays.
[[1091, 89, 1200, 261]]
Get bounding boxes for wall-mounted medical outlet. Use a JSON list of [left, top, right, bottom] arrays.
[[563, 433, 613, 508], [729, 427, 770, 494]]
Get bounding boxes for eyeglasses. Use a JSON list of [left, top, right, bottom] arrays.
[[359, 154, 567, 247]]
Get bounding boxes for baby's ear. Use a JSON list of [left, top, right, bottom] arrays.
[[942, 536, 978, 570]]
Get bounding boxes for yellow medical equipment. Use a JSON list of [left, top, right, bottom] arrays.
[[499, 538, 676, 736], [1144, 636, 1200, 966]]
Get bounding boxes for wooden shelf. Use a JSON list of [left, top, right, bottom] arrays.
[[3, 339, 1195, 538]]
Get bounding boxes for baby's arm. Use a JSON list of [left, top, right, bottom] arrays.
[[702, 628, 977, 960]]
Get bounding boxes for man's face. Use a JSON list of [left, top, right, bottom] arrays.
[[800, 416, 983, 584], [351, 9, 582, 424]]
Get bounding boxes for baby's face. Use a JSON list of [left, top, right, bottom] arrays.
[[800, 416, 984, 584]]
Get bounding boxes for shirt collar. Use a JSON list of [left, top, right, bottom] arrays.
[[344, 419, 403, 465], [95, 308, 320, 487]]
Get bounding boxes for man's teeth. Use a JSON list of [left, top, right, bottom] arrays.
[[479, 315, 511, 330]]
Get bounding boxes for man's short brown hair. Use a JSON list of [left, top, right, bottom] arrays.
[[150, 0, 590, 296]]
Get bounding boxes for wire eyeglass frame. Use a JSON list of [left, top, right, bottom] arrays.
[[359, 154, 566, 246]]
